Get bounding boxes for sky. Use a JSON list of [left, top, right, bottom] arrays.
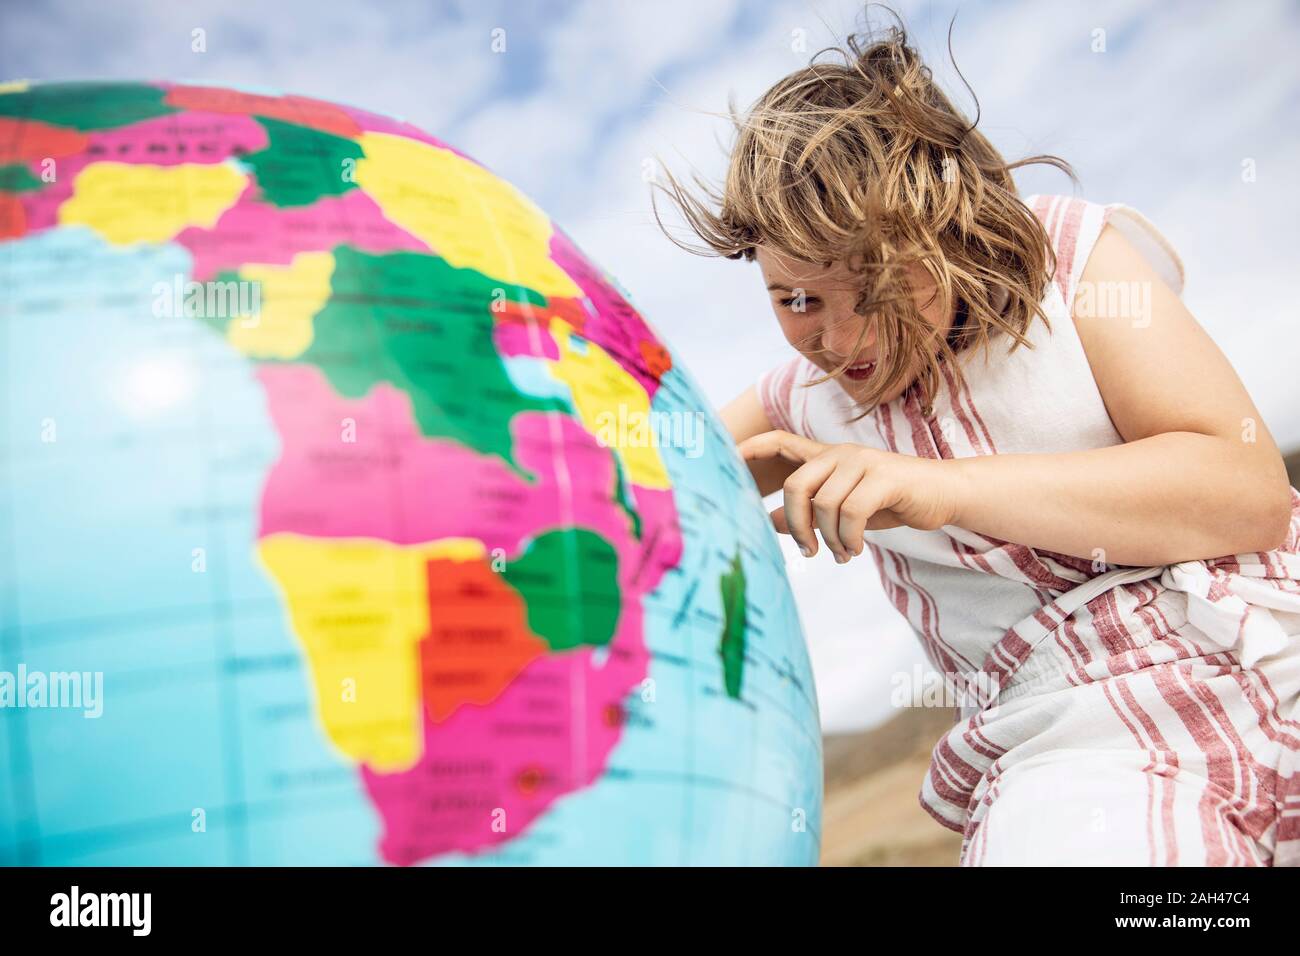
[[4, 0, 1298, 732]]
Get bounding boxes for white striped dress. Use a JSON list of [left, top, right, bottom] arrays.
[[757, 194, 1300, 866]]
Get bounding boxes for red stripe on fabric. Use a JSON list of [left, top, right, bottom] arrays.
[[926, 753, 975, 811], [936, 360, 988, 454], [1089, 588, 1136, 658], [1033, 190, 1058, 231], [1142, 583, 1206, 664], [1150, 666, 1236, 865], [1283, 487, 1300, 552], [997, 543, 1079, 595], [1128, 581, 1162, 641], [1242, 668, 1300, 746], [1138, 583, 1202, 660], [1042, 195, 1067, 286], [1116, 677, 1181, 865], [1278, 761, 1300, 848], [1101, 681, 1161, 865], [917, 790, 966, 833], [928, 404, 956, 459], [945, 534, 1003, 579], [1052, 198, 1086, 305], [921, 716, 1001, 836], [889, 550, 971, 673], [1028, 194, 1056, 236], [774, 361, 798, 433], [965, 721, 1007, 763], [1041, 195, 1065, 265], [1179, 679, 1261, 846], [1062, 612, 1096, 671], [1175, 666, 1276, 842], [1087, 587, 1155, 679], [1049, 609, 1088, 675], [875, 401, 899, 453], [869, 542, 966, 679], [758, 361, 795, 433], [978, 626, 1037, 698], [924, 730, 987, 826], [935, 731, 990, 788], [869, 545, 912, 630], [900, 386, 939, 458], [943, 357, 998, 456], [870, 405, 889, 450], [1036, 548, 1097, 578], [1222, 665, 1300, 855], [1032, 605, 1060, 631], [799, 377, 813, 437], [957, 821, 979, 865], [889, 548, 941, 671], [943, 529, 1078, 594], [979, 786, 998, 864]]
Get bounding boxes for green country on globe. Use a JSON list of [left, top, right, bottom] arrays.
[[0, 81, 822, 865]]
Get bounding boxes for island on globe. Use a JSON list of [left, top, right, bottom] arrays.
[[0, 81, 822, 865]]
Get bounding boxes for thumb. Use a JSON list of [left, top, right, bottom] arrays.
[[769, 505, 790, 536]]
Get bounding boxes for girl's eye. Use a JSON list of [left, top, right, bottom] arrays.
[[779, 297, 820, 311]]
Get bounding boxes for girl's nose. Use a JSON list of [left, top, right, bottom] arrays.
[[823, 314, 875, 362]]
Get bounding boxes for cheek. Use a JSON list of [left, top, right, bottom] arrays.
[[773, 309, 821, 352], [908, 276, 947, 328]]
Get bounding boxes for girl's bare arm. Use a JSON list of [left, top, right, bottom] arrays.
[[949, 223, 1292, 566], [720, 385, 799, 496]]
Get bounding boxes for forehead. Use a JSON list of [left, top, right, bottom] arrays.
[[755, 246, 853, 288], [756, 246, 933, 296]]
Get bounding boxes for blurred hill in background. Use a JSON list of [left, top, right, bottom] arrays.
[[820, 705, 963, 866], [819, 448, 1300, 867]]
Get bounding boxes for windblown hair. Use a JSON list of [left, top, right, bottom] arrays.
[[652, 11, 1076, 416]]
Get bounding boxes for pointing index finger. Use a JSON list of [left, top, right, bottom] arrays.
[[736, 430, 825, 465]]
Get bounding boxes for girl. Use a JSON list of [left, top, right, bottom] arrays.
[[656, 18, 1300, 865]]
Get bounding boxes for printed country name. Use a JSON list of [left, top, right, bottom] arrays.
[[0, 664, 103, 718], [50, 886, 151, 937]]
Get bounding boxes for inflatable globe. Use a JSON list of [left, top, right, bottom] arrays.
[[0, 82, 821, 865]]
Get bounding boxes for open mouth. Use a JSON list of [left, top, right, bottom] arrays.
[[841, 360, 876, 382]]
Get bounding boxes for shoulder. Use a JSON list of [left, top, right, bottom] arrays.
[[1072, 200, 1187, 328], [1022, 193, 1186, 314], [1079, 221, 1166, 292], [1087, 203, 1186, 296], [1069, 221, 1179, 349], [1023, 194, 1112, 288]]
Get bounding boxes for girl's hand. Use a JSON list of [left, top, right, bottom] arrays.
[[736, 431, 963, 563]]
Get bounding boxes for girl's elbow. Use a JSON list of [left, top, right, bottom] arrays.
[[1245, 476, 1294, 554]]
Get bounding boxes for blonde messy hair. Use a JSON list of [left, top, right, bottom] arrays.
[[652, 10, 1076, 416]]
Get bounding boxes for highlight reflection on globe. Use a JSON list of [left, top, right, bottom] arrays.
[[0, 82, 821, 865]]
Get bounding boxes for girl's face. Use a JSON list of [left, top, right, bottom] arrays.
[[755, 246, 953, 405]]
